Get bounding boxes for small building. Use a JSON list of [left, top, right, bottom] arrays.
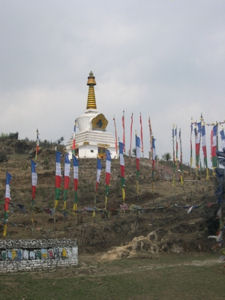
[[67, 72, 118, 159]]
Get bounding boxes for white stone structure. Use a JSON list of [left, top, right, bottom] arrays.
[[0, 239, 78, 273], [67, 72, 118, 159]]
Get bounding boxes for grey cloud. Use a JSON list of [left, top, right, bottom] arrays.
[[0, 0, 225, 162]]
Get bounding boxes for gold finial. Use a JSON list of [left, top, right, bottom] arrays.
[[86, 71, 97, 109]]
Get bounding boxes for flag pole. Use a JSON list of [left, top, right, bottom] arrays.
[[148, 116, 154, 191], [190, 119, 193, 177], [35, 129, 40, 161], [194, 122, 201, 177], [105, 150, 111, 213], [148, 116, 153, 161], [113, 117, 118, 156], [135, 133, 141, 197], [31, 160, 37, 233], [3, 172, 12, 238], [33, 129, 39, 231], [72, 121, 77, 155], [179, 129, 184, 185], [201, 116, 209, 180], [63, 153, 70, 213], [212, 123, 218, 176], [54, 151, 62, 228], [129, 113, 134, 157], [119, 141, 126, 203], [93, 156, 102, 217], [152, 136, 156, 192], [172, 125, 176, 186], [140, 113, 144, 157], [72, 155, 79, 215], [122, 110, 126, 154]]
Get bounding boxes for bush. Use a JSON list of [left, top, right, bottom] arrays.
[[43, 158, 50, 170], [15, 140, 32, 154], [9, 132, 19, 140], [0, 132, 18, 140], [0, 151, 8, 162], [162, 152, 171, 161]]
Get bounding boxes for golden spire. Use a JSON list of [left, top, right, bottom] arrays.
[[86, 71, 97, 109]]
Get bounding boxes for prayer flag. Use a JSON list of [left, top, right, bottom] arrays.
[[175, 126, 178, 163], [136, 135, 141, 195], [178, 129, 184, 184], [73, 155, 78, 191], [105, 150, 111, 186], [211, 129, 213, 162], [122, 111, 125, 153], [54, 151, 61, 209], [119, 142, 125, 177], [136, 135, 141, 173], [96, 157, 102, 191], [3, 172, 12, 237], [220, 128, 225, 151], [148, 116, 153, 161], [179, 129, 183, 164], [35, 129, 40, 160], [64, 153, 70, 190], [4, 172, 12, 213], [201, 123, 208, 168], [55, 151, 62, 188], [113, 117, 118, 155], [93, 157, 102, 217], [129, 113, 133, 157], [72, 122, 76, 153], [105, 150, 111, 209], [172, 126, 176, 185], [63, 153, 70, 209], [152, 137, 156, 170], [119, 142, 125, 201], [140, 113, 144, 156], [73, 155, 79, 212], [172, 127, 175, 164], [194, 123, 201, 169], [212, 124, 218, 168], [31, 160, 37, 200], [190, 123, 193, 167]]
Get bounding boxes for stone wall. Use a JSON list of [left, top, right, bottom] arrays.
[[0, 239, 78, 273]]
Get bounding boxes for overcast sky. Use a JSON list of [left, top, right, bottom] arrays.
[[1, 0, 225, 163]]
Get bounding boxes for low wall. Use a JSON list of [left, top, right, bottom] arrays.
[[0, 239, 78, 273]]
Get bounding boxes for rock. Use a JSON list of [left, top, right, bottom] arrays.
[[147, 231, 158, 242]]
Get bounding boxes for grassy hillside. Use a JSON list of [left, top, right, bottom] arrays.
[[0, 135, 220, 255]]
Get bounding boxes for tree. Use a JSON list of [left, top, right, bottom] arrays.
[[132, 148, 136, 156], [162, 152, 171, 161], [57, 137, 64, 145]]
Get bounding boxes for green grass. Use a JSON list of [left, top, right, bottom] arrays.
[[0, 254, 224, 300]]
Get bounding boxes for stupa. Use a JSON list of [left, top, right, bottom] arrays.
[[67, 72, 117, 159]]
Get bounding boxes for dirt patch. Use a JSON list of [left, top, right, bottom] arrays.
[[100, 232, 159, 261]]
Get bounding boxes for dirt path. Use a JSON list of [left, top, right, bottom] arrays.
[[32, 254, 224, 280], [77, 255, 223, 277]]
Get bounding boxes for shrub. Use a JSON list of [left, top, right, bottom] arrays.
[[15, 140, 32, 154], [0, 151, 8, 162], [9, 132, 19, 140], [162, 152, 171, 161], [0, 132, 18, 140], [43, 158, 50, 170]]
